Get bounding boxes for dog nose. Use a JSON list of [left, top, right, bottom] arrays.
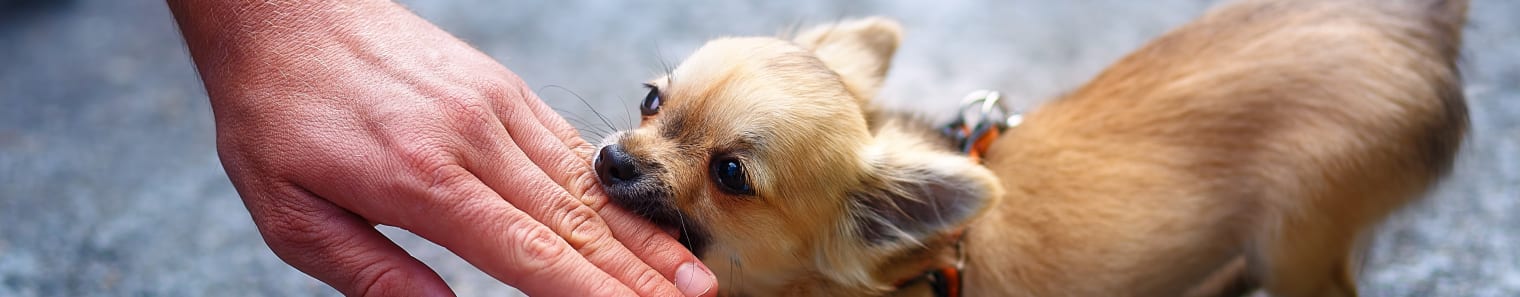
[[596, 144, 642, 185]]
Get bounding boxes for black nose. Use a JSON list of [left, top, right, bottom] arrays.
[[596, 144, 642, 185]]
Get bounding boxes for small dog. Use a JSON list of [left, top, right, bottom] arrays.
[[592, 0, 1468, 296]]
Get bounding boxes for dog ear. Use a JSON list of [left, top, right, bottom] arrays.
[[792, 17, 902, 103], [850, 144, 1002, 248]]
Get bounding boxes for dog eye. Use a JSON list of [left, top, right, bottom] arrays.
[[640, 84, 662, 116], [710, 157, 754, 195]]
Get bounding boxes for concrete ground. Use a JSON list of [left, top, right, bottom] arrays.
[[2, 0, 1516, 296]]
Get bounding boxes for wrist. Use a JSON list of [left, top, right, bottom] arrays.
[[169, 0, 417, 116], [168, 0, 357, 58]]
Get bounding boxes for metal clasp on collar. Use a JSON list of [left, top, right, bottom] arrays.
[[943, 90, 1022, 160]]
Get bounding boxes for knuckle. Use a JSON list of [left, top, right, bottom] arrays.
[[444, 98, 496, 129], [353, 261, 406, 297], [258, 186, 336, 254], [391, 137, 468, 192], [564, 157, 609, 209], [472, 75, 527, 108], [436, 93, 510, 152], [631, 220, 672, 250], [429, 84, 499, 128], [510, 224, 571, 272], [262, 216, 331, 263], [569, 141, 597, 159], [631, 268, 669, 296], [625, 220, 696, 266], [397, 138, 457, 177], [559, 206, 611, 250], [262, 214, 320, 251], [419, 162, 475, 196], [405, 162, 486, 230], [478, 81, 523, 125]]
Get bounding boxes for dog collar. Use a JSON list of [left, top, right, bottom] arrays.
[[893, 265, 962, 297], [899, 91, 1013, 297], [942, 90, 1021, 162], [890, 228, 968, 297]]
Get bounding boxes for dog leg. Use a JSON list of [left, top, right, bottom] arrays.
[[1249, 209, 1361, 297]]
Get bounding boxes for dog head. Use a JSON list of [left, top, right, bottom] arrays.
[[594, 18, 1004, 296]]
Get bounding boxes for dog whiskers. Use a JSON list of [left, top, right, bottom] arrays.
[[546, 85, 621, 132], [729, 253, 744, 296], [554, 114, 611, 140]]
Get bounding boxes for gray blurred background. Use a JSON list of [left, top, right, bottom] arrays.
[[1, 0, 1516, 296]]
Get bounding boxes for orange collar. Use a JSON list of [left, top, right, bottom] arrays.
[[891, 265, 963, 297], [948, 122, 1001, 163], [890, 229, 968, 297], [902, 90, 1016, 297]]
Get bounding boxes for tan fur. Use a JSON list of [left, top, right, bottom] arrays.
[[968, 0, 1466, 296], [791, 16, 903, 106], [596, 0, 1468, 296], [621, 38, 874, 296]]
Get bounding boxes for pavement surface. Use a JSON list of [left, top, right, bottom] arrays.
[[1, 0, 1516, 296]]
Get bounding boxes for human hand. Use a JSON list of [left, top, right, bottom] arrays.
[[168, 1, 716, 296]]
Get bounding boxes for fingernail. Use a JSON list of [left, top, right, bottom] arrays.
[[675, 262, 715, 297]]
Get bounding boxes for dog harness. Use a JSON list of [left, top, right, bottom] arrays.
[[892, 91, 1020, 297]]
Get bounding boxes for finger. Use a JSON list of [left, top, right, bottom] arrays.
[[483, 75, 602, 200], [304, 159, 639, 297], [491, 77, 716, 297], [506, 74, 598, 156], [595, 198, 720, 297], [459, 121, 688, 297], [245, 182, 454, 297]]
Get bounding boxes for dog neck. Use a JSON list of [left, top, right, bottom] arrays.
[[885, 228, 967, 297]]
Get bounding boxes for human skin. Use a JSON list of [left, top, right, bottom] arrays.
[[166, 1, 716, 296]]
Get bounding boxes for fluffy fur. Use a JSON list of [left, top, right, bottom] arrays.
[[593, 0, 1468, 296]]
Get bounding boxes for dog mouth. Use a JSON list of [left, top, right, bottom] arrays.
[[592, 139, 713, 256], [647, 207, 711, 257], [599, 182, 712, 256]]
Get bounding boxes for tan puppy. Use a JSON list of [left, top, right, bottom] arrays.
[[591, 0, 1469, 296]]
